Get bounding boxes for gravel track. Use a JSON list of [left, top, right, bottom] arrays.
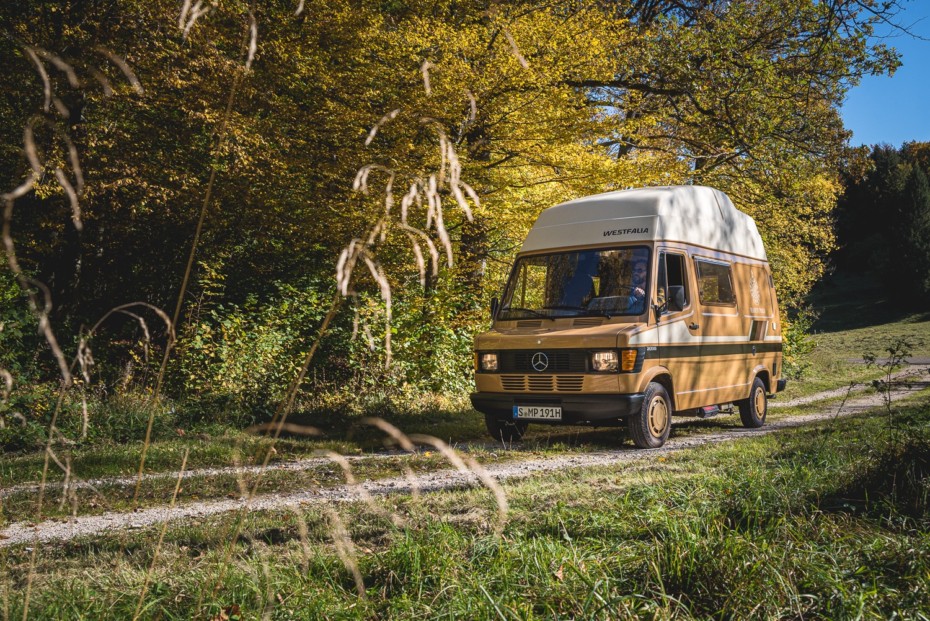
[[769, 364, 929, 408], [4, 364, 925, 502], [2, 373, 928, 548]]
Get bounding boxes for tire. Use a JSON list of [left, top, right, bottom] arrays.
[[485, 414, 528, 443], [738, 377, 768, 428], [628, 382, 672, 449]]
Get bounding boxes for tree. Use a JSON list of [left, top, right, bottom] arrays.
[[837, 142, 930, 308], [0, 0, 905, 396], [893, 164, 930, 303]]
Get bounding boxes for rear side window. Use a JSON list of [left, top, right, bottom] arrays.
[[695, 259, 736, 305]]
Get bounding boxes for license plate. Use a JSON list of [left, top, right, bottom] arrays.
[[514, 405, 562, 420]]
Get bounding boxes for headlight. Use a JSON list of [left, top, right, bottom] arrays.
[[590, 351, 618, 372], [480, 353, 499, 371]]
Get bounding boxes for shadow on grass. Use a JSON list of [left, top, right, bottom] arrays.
[[820, 434, 930, 525], [289, 406, 640, 453], [808, 270, 930, 333]]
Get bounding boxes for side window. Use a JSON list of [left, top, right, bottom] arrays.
[[657, 252, 688, 312], [695, 259, 736, 305]]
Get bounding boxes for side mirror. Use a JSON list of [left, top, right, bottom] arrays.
[[490, 296, 499, 320], [667, 286, 685, 312]]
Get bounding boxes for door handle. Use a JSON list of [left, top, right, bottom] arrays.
[[689, 322, 699, 330]]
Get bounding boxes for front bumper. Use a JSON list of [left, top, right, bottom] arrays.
[[470, 392, 645, 426]]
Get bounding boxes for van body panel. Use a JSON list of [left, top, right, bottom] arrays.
[[475, 327, 632, 352], [472, 186, 784, 440], [521, 186, 767, 260], [637, 365, 674, 399], [751, 363, 773, 393]]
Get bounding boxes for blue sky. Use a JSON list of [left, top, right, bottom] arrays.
[[841, 1, 930, 147]]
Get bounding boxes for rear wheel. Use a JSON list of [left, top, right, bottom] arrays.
[[485, 414, 528, 443], [738, 377, 767, 428], [628, 382, 672, 449]]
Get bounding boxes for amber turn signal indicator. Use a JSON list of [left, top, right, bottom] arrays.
[[620, 349, 638, 372]]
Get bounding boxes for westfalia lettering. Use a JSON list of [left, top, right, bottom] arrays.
[[603, 227, 649, 237]]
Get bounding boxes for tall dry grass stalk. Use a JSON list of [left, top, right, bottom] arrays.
[[4, 34, 163, 621], [410, 433, 509, 535], [0, 365, 11, 436], [325, 506, 367, 598], [3, 6, 501, 616], [132, 449, 189, 621], [318, 450, 405, 527], [136, 10, 256, 504], [3, 38, 150, 477], [361, 418, 424, 499], [340, 113, 479, 366], [362, 419, 508, 535]]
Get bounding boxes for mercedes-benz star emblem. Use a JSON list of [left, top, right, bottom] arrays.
[[531, 352, 549, 372]]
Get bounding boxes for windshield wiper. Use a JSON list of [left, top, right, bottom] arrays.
[[500, 306, 554, 320], [543, 304, 586, 312]]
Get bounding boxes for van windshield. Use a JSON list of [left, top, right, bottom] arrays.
[[498, 246, 650, 320]]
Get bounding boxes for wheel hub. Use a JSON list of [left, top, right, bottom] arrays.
[[754, 387, 766, 418], [648, 396, 669, 437]]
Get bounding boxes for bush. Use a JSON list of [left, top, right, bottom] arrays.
[[781, 307, 816, 379], [0, 383, 70, 451], [85, 391, 178, 444], [174, 277, 333, 414], [0, 269, 39, 379]]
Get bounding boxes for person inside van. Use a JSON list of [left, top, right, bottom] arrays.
[[627, 259, 648, 313]]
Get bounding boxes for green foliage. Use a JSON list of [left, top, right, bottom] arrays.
[[175, 278, 332, 416], [361, 275, 481, 395], [894, 165, 930, 301], [86, 391, 178, 445], [0, 269, 38, 379], [0, 383, 65, 451], [781, 307, 817, 380], [0, 384, 179, 452]]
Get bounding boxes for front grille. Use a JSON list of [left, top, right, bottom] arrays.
[[499, 350, 587, 373], [500, 375, 585, 392], [527, 375, 554, 391], [501, 375, 527, 391], [556, 376, 584, 391]]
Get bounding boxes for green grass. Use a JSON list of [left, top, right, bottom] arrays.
[[3, 394, 930, 619], [5, 377, 927, 527], [781, 316, 930, 398], [0, 413, 731, 524], [779, 271, 930, 402]]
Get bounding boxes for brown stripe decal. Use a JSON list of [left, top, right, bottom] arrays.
[[643, 343, 782, 359]]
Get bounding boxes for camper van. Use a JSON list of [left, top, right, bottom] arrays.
[[471, 185, 786, 449]]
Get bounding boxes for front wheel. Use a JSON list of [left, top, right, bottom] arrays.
[[628, 382, 672, 449], [738, 377, 768, 428], [485, 414, 528, 443]]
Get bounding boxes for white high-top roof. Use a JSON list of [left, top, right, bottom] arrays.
[[521, 185, 767, 261]]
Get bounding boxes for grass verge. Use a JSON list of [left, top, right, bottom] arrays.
[[3, 393, 929, 619]]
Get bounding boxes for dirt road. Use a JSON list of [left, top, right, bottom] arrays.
[[2, 367, 928, 547]]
